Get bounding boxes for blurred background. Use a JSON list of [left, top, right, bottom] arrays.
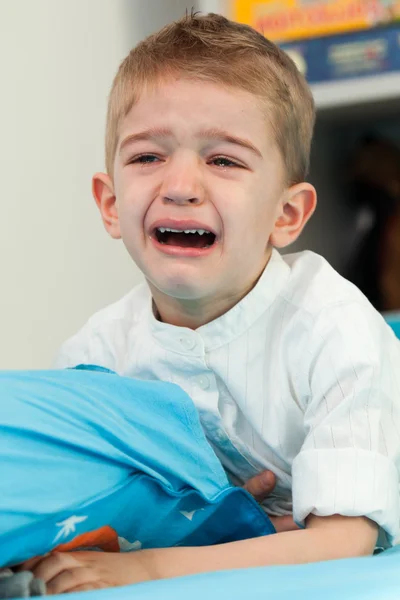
[[0, 0, 399, 368]]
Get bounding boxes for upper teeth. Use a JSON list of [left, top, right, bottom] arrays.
[[157, 227, 210, 235]]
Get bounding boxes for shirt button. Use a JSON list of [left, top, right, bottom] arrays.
[[196, 375, 210, 390], [179, 336, 196, 351]]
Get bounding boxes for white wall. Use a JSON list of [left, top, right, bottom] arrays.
[[0, 0, 196, 369]]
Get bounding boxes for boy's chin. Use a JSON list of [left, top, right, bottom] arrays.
[[146, 276, 215, 303]]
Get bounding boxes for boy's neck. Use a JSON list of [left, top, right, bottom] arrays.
[[150, 291, 242, 330]]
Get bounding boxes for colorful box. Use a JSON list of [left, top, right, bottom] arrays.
[[232, 0, 400, 44]]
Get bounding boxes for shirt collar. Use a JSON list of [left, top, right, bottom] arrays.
[[146, 248, 290, 353]]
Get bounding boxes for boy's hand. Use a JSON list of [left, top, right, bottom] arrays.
[[21, 551, 151, 594], [243, 470, 299, 532]]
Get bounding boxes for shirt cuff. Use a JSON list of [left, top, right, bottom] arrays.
[[292, 448, 400, 544]]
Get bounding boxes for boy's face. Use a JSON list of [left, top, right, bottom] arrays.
[[94, 78, 315, 316]]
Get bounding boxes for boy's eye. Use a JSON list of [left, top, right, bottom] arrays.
[[210, 157, 240, 168], [130, 154, 160, 164]]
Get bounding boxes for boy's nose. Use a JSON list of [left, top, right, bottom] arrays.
[[159, 156, 204, 206], [161, 181, 204, 206]]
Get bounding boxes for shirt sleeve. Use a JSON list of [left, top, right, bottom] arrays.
[[291, 301, 400, 543], [53, 332, 91, 369], [53, 321, 121, 372]]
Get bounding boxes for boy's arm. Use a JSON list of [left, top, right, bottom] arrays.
[[26, 515, 377, 594], [143, 515, 377, 578]]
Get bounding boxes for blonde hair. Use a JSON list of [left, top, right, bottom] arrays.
[[106, 12, 315, 184]]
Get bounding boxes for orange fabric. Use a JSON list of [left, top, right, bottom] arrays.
[[54, 526, 120, 553]]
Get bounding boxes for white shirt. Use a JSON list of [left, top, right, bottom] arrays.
[[55, 250, 400, 544]]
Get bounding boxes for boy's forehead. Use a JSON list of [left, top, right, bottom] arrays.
[[119, 78, 271, 148]]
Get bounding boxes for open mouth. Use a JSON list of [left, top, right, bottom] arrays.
[[154, 227, 217, 249]]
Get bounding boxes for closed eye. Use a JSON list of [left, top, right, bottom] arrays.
[[129, 154, 161, 165], [209, 156, 243, 168], [128, 154, 243, 168]]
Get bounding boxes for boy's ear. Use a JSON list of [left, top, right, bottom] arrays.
[[269, 182, 317, 248], [92, 173, 121, 239]]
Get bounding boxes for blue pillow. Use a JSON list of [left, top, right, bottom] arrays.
[[0, 366, 274, 567]]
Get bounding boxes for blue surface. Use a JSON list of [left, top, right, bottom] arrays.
[[386, 314, 400, 339], [0, 367, 273, 567]]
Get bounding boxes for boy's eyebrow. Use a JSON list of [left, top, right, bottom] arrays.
[[119, 128, 172, 154], [198, 128, 263, 158], [119, 127, 262, 158]]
